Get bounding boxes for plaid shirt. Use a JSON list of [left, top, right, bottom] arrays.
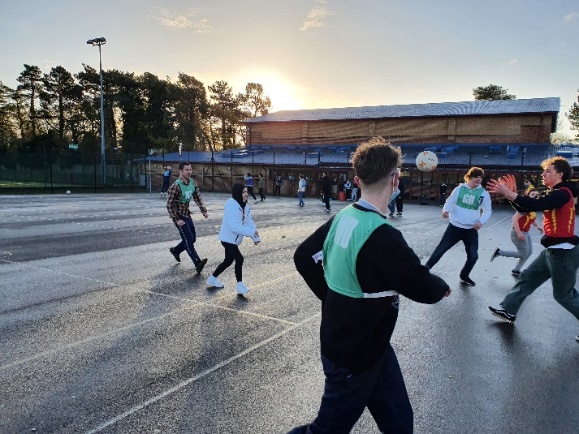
[[166, 178, 207, 223]]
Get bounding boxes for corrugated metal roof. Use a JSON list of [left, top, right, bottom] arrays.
[[244, 97, 560, 123]]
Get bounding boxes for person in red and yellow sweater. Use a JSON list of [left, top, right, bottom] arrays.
[[487, 157, 579, 343], [490, 187, 543, 276]]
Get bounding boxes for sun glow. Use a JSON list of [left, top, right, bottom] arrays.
[[235, 70, 304, 112]]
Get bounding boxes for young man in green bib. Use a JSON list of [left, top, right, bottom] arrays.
[[166, 162, 208, 273], [289, 137, 451, 434], [425, 166, 492, 286]]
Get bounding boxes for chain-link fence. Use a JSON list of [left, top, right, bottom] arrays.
[[0, 151, 149, 194]]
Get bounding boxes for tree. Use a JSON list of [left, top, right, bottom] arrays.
[[208, 80, 242, 150], [16, 64, 43, 138], [473, 84, 516, 101], [173, 73, 209, 152], [40, 66, 83, 147], [567, 91, 579, 141], [0, 81, 18, 149], [240, 83, 271, 118]]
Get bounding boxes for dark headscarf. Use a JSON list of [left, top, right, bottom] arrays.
[[232, 183, 247, 209]]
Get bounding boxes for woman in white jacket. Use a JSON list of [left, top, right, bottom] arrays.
[[206, 183, 260, 294]]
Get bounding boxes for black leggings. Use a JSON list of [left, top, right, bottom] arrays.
[[212, 242, 244, 281]]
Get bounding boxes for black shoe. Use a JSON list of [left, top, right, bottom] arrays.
[[488, 306, 516, 324], [388, 212, 394, 217], [511, 270, 521, 277], [490, 247, 500, 262], [169, 247, 181, 263], [195, 258, 208, 274], [460, 275, 476, 286], [396, 212, 402, 215]]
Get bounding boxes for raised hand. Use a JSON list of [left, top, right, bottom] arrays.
[[501, 174, 517, 193]]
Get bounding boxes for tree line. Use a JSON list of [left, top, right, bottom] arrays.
[[0, 64, 272, 156]]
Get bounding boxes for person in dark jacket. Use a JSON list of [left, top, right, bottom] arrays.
[[321, 173, 332, 213], [487, 157, 579, 342], [288, 137, 451, 434]]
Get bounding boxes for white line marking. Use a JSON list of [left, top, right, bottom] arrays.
[[86, 313, 320, 433]]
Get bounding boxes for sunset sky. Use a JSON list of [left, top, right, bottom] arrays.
[[1, 0, 578, 135]]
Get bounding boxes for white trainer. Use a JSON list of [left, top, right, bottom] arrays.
[[236, 281, 250, 295], [206, 275, 224, 288]]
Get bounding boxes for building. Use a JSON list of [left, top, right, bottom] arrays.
[[150, 97, 567, 201]]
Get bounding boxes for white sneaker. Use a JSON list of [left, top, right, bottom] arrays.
[[236, 281, 250, 295], [206, 275, 224, 288]]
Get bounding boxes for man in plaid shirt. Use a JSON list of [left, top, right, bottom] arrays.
[[167, 162, 208, 273]]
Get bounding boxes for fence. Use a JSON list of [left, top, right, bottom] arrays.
[[0, 151, 148, 194]]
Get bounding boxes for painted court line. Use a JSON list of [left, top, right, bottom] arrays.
[[86, 313, 321, 434], [0, 264, 299, 371]]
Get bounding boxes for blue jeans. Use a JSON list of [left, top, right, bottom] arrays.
[[298, 191, 305, 206], [288, 346, 413, 434], [425, 223, 478, 278], [173, 215, 201, 265], [501, 244, 579, 319]]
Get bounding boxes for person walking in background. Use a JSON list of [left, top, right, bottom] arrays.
[[258, 174, 266, 201], [288, 136, 450, 434], [490, 185, 543, 277], [161, 165, 172, 197], [274, 175, 282, 197], [388, 196, 396, 217], [297, 174, 306, 207], [351, 181, 359, 202], [344, 178, 352, 200], [487, 157, 579, 342], [244, 173, 258, 203], [321, 172, 332, 213], [166, 162, 208, 274], [425, 166, 492, 286], [439, 182, 448, 206], [396, 177, 405, 215], [206, 184, 261, 295]]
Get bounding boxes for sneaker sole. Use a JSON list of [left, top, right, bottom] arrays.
[[460, 279, 476, 286], [489, 308, 515, 324]]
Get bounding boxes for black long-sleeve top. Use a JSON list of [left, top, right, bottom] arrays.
[[294, 204, 449, 371]]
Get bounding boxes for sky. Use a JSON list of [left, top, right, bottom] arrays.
[[1, 0, 578, 137]]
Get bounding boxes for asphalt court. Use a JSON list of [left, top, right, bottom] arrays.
[[1, 192, 578, 434]]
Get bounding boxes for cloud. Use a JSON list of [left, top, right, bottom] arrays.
[[508, 58, 518, 65], [300, 1, 333, 31], [149, 7, 212, 33], [564, 12, 578, 22]]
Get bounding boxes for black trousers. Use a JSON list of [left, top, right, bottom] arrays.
[[212, 242, 244, 282]]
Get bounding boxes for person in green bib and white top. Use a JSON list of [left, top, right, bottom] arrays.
[[425, 166, 492, 286], [166, 161, 208, 274]]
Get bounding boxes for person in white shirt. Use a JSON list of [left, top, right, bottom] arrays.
[[425, 166, 492, 286], [298, 174, 307, 207], [206, 184, 260, 295]]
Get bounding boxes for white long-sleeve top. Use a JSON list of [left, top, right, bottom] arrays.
[[443, 183, 492, 228], [218, 198, 260, 245]]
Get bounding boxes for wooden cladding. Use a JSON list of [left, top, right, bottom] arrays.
[[247, 113, 552, 146]]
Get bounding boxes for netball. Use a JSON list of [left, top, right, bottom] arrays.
[[415, 151, 439, 172]]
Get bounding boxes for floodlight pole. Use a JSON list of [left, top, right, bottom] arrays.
[[87, 37, 107, 185]]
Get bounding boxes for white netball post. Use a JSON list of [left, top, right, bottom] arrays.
[[415, 151, 439, 172]]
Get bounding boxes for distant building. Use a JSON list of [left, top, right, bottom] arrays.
[[150, 97, 570, 200]]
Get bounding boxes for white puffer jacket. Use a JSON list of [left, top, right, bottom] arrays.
[[218, 198, 260, 245]]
